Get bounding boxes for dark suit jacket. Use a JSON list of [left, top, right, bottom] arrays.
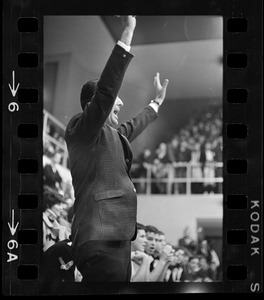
[[65, 44, 158, 247]]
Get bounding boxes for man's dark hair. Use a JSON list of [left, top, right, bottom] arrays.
[[157, 230, 165, 236], [80, 79, 98, 110], [136, 223, 146, 232], [145, 225, 159, 234], [43, 186, 64, 211]]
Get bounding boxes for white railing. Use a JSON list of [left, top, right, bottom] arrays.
[[43, 109, 223, 195], [131, 162, 223, 195]]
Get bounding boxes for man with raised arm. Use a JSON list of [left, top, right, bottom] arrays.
[[65, 15, 169, 282]]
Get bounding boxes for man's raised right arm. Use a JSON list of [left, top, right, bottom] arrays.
[[66, 16, 136, 140]]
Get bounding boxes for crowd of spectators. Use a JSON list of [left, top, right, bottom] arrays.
[[44, 121, 66, 159], [132, 104, 223, 194], [131, 224, 221, 282], [40, 188, 222, 285]]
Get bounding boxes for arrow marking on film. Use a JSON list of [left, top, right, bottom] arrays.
[[8, 71, 20, 97], [8, 209, 19, 236]]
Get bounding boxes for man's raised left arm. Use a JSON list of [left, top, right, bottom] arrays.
[[118, 72, 169, 142]]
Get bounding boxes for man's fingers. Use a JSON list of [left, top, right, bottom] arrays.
[[163, 79, 169, 86], [156, 72, 160, 84], [163, 79, 169, 89]]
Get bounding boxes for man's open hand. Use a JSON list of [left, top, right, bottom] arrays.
[[153, 72, 169, 106]]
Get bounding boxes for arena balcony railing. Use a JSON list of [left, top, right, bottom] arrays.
[[131, 162, 223, 195]]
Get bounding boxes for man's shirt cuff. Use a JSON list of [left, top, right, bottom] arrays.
[[149, 103, 159, 113], [117, 40, 131, 52]]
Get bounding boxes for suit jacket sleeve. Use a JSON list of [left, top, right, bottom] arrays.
[[117, 105, 158, 143], [66, 44, 134, 142]]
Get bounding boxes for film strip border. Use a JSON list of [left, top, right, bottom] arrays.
[[2, 1, 43, 295], [2, 0, 262, 295], [224, 12, 262, 293]]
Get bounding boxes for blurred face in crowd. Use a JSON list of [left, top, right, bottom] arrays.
[[194, 143, 200, 151], [183, 226, 191, 238], [160, 143, 167, 151], [199, 257, 209, 271], [175, 249, 185, 265], [171, 137, 179, 148], [51, 152, 62, 165], [132, 229, 147, 252], [189, 257, 200, 273], [200, 240, 209, 251], [50, 202, 64, 219], [180, 141, 188, 150], [144, 231, 157, 255], [144, 148, 151, 158], [205, 142, 211, 150], [107, 96, 123, 126], [155, 233, 166, 255], [60, 202, 69, 219]]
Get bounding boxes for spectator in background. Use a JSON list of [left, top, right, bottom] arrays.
[[178, 226, 196, 256], [168, 135, 180, 164], [63, 180, 75, 202], [152, 230, 167, 268], [154, 242, 175, 282], [164, 247, 189, 282], [196, 239, 220, 281], [151, 158, 168, 194], [177, 141, 191, 194], [144, 225, 159, 268], [190, 142, 203, 194], [130, 223, 152, 282], [151, 142, 171, 194], [44, 128, 56, 158], [198, 255, 213, 282], [57, 200, 72, 236], [42, 187, 70, 252], [144, 225, 174, 281], [154, 142, 170, 164], [132, 147, 153, 194], [202, 142, 216, 194], [167, 135, 180, 194], [43, 152, 63, 195], [181, 255, 203, 282], [199, 141, 206, 179]]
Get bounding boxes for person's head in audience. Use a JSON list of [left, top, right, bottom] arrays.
[[175, 248, 187, 266], [171, 135, 179, 148], [43, 187, 65, 220], [131, 223, 147, 252], [60, 201, 70, 221], [143, 147, 151, 158], [50, 152, 62, 166], [199, 255, 210, 272], [144, 225, 159, 256], [199, 239, 211, 254], [153, 230, 166, 258], [187, 255, 200, 274]]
